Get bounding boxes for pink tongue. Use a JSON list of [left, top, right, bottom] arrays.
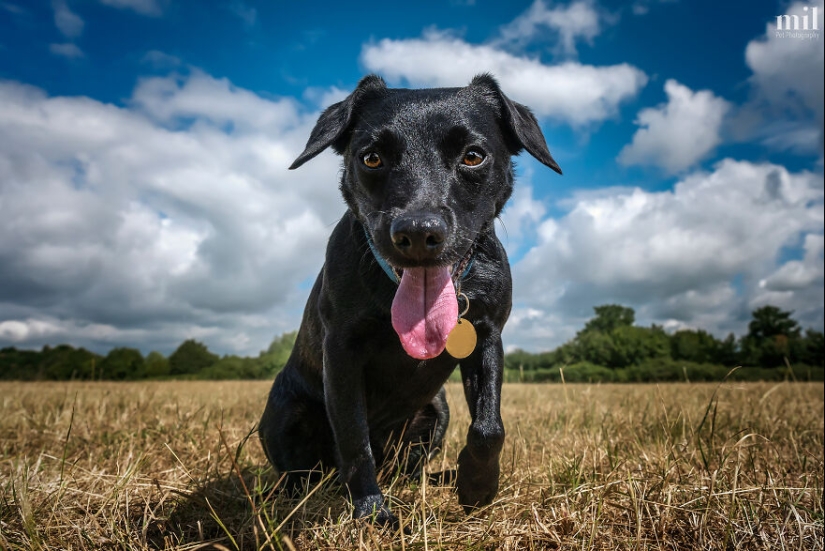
[[391, 267, 458, 360]]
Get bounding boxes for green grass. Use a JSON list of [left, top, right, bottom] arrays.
[[0, 380, 822, 550]]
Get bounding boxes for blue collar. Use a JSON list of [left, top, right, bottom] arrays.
[[362, 225, 474, 285], [364, 226, 401, 284]]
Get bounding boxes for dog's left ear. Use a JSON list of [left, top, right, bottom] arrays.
[[470, 74, 562, 175], [289, 75, 387, 170]]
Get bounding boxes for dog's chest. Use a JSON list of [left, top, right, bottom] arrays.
[[362, 351, 457, 423]]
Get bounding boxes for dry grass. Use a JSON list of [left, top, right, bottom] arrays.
[[0, 380, 822, 550]]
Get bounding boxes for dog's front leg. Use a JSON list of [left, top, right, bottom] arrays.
[[323, 337, 395, 525], [456, 329, 506, 513]]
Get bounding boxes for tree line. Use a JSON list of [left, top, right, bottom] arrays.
[[0, 332, 296, 381], [0, 305, 822, 382], [503, 305, 823, 383]]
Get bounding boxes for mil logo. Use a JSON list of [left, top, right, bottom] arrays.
[[775, 5, 821, 39]]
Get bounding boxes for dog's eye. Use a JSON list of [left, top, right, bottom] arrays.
[[362, 152, 383, 169], [462, 151, 485, 167]]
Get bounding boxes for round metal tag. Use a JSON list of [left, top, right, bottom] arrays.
[[446, 318, 477, 359]]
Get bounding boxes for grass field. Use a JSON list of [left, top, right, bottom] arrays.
[[0, 380, 822, 550]]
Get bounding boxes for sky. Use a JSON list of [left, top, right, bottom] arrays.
[[0, 0, 823, 357]]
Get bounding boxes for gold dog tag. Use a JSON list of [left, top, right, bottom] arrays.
[[446, 318, 477, 359]]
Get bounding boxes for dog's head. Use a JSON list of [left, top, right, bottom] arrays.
[[291, 74, 561, 359], [290, 73, 561, 269]]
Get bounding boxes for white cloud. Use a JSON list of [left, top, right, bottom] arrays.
[[618, 80, 731, 173], [505, 307, 568, 353], [499, 183, 546, 245], [0, 73, 346, 355], [2, 3, 25, 14], [760, 234, 824, 292], [360, 30, 647, 126], [0, 318, 146, 344], [130, 69, 302, 133], [631, 0, 677, 16], [742, 0, 824, 154], [302, 86, 349, 109], [98, 0, 165, 16], [141, 50, 182, 69], [746, 0, 823, 115], [49, 42, 84, 58], [755, 234, 824, 327], [505, 159, 824, 350], [228, 0, 256, 26], [496, 170, 549, 258], [53, 0, 84, 38], [494, 0, 602, 57]]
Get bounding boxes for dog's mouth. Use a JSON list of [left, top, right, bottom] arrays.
[[364, 225, 474, 361], [389, 249, 474, 361], [386, 248, 474, 285], [391, 266, 458, 360]]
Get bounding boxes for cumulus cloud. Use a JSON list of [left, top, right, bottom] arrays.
[[53, 0, 84, 38], [498, 182, 547, 249], [360, 30, 647, 126], [618, 80, 731, 173], [760, 234, 824, 292], [49, 42, 84, 58], [505, 159, 824, 350], [141, 50, 182, 69], [98, 0, 166, 16], [494, 0, 602, 57], [228, 0, 256, 26], [741, 0, 824, 154], [0, 72, 346, 354], [630, 0, 676, 16], [0, 318, 148, 344], [130, 69, 302, 133], [755, 234, 824, 327]]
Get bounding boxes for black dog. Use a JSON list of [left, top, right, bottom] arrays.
[[259, 74, 561, 524]]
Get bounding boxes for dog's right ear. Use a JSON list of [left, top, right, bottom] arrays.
[[289, 75, 387, 170]]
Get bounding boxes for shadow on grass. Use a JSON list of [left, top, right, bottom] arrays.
[[143, 465, 353, 550], [143, 465, 467, 550], [140, 423, 465, 551]]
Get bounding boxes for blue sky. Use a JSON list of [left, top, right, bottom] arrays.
[[0, 0, 822, 355]]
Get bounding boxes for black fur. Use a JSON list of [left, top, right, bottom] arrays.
[[259, 74, 561, 525]]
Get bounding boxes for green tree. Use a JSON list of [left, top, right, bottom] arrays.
[[144, 351, 171, 378], [0, 347, 43, 380], [571, 305, 639, 367], [741, 306, 802, 367], [712, 333, 740, 366], [504, 349, 556, 372], [609, 325, 671, 368], [41, 345, 101, 380], [266, 331, 297, 365], [199, 355, 270, 379], [169, 339, 219, 376], [98, 348, 144, 380], [582, 304, 635, 334], [748, 306, 801, 340], [550, 342, 577, 367], [504, 349, 531, 371], [574, 330, 615, 367], [243, 331, 299, 378], [799, 329, 824, 367], [671, 329, 722, 364]]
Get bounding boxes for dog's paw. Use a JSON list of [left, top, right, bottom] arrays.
[[353, 494, 398, 527], [456, 448, 500, 514]]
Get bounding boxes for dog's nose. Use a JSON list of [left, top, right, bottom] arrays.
[[390, 213, 448, 261]]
